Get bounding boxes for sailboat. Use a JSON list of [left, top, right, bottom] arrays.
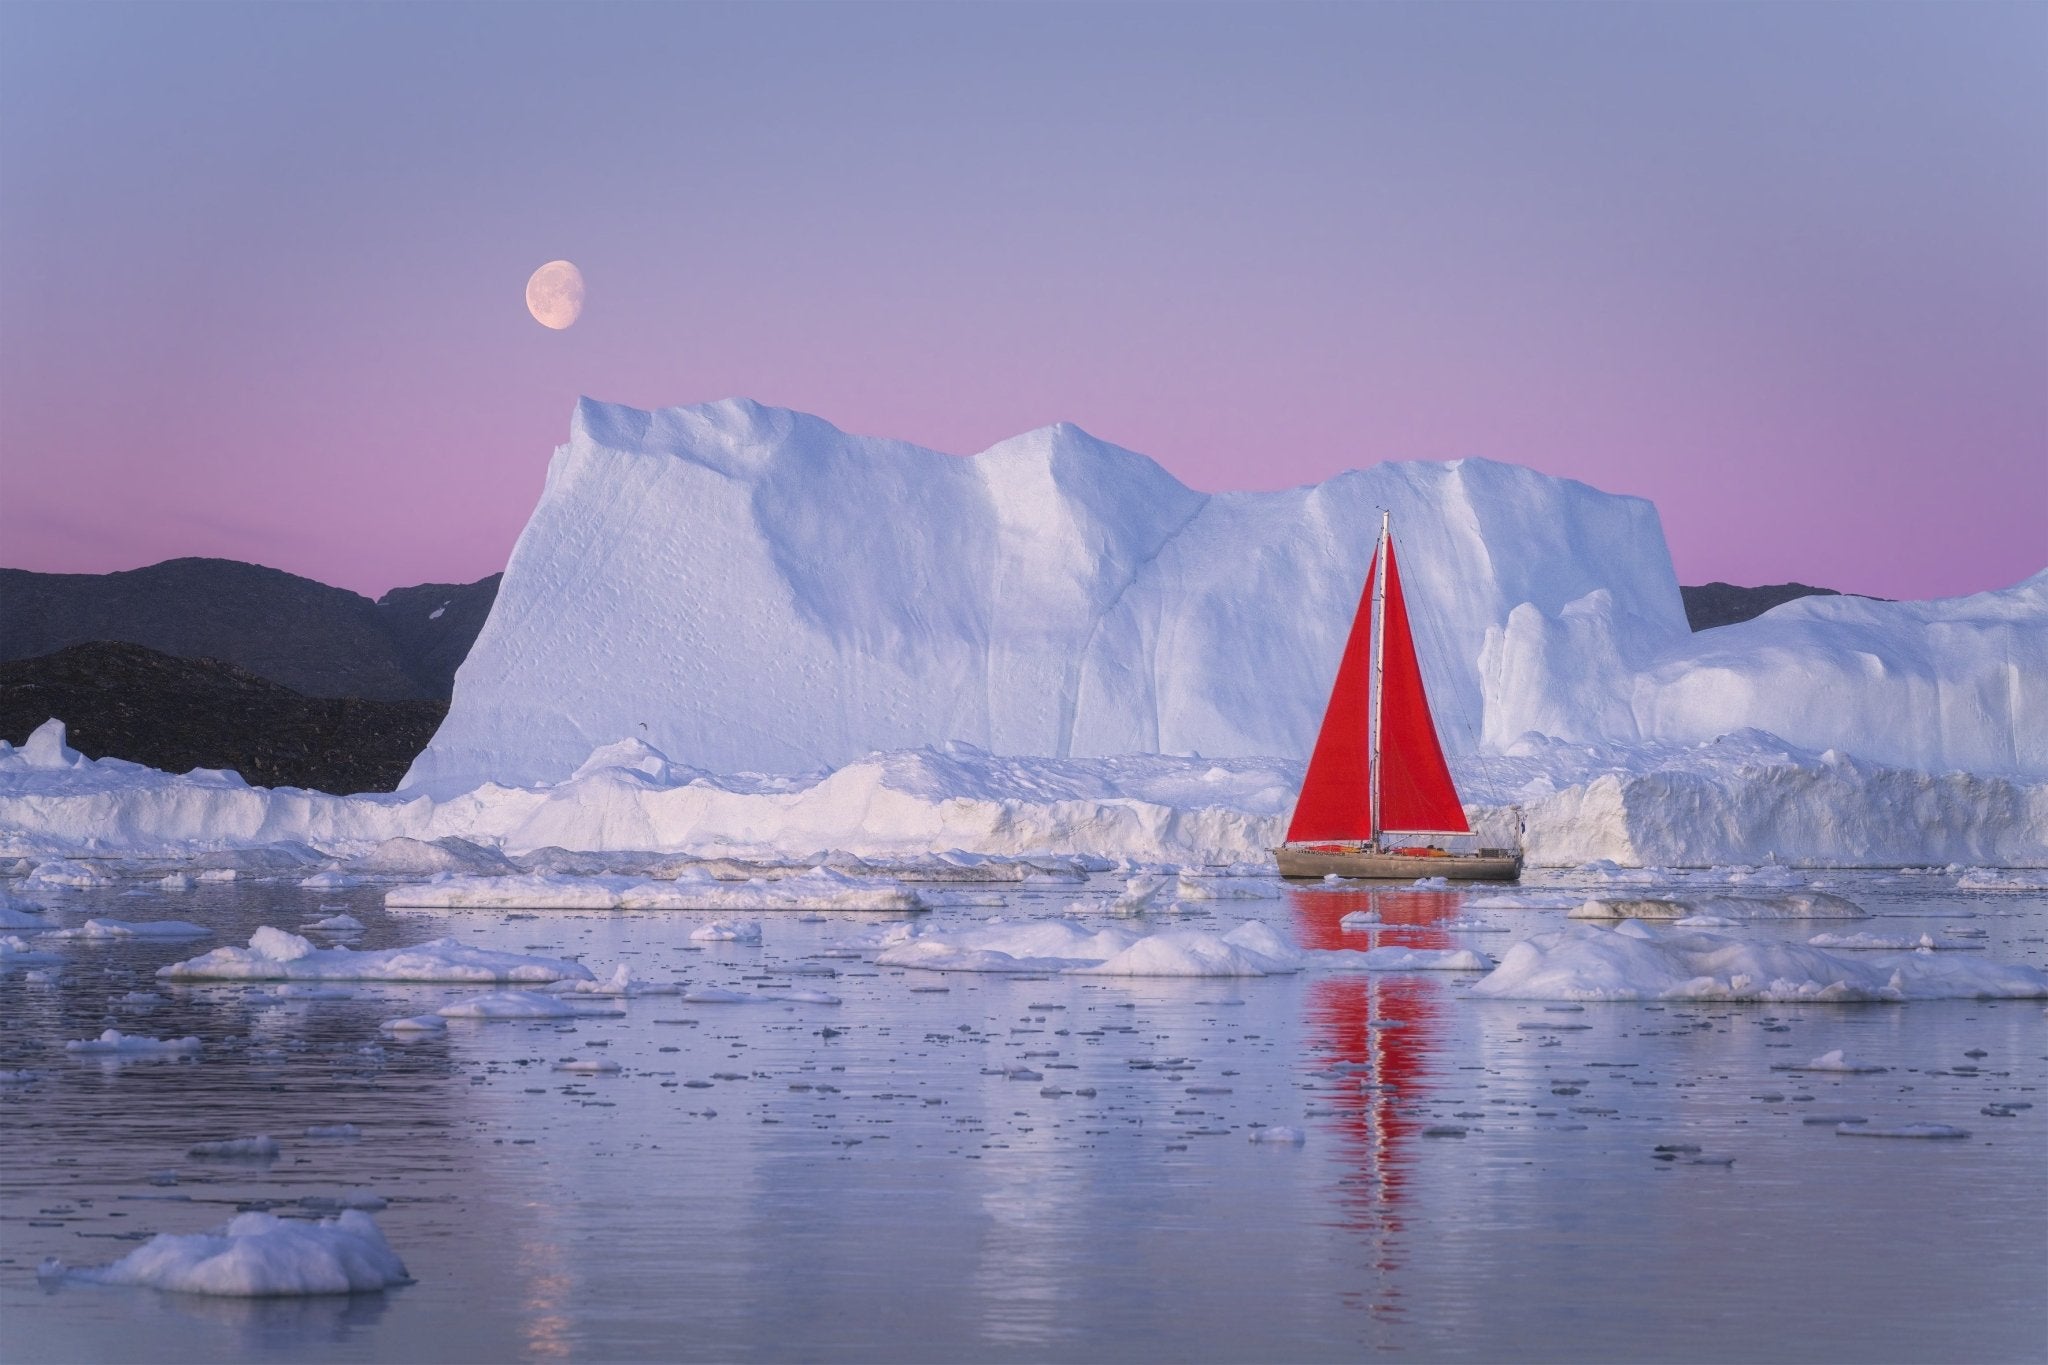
[[1275, 512, 1522, 881]]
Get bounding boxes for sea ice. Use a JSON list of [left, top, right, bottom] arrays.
[[689, 920, 763, 942], [437, 991, 582, 1020], [64, 1030, 201, 1055], [1471, 922, 2048, 1002], [41, 918, 211, 940], [1773, 1050, 1886, 1074], [45, 1209, 410, 1295], [158, 929, 592, 984], [1568, 893, 1866, 921], [189, 1136, 281, 1158]]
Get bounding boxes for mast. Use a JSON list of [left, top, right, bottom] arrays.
[[1367, 510, 1389, 848]]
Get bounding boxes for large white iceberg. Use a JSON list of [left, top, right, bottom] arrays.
[[45, 1210, 410, 1296], [404, 398, 2042, 794]]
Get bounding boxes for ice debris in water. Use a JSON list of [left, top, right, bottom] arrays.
[[1248, 1126, 1307, 1144], [1806, 931, 1981, 951], [189, 1135, 281, 1159], [159, 928, 591, 984], [436, 991, 581, 1020], [1471, 922, 2048, 1002], [305, 913, 366, 931], [689, 919, 763, 942], [1773, 1049, 1887, 1074], [1837, 1123, 1972, 1140], [1568, 892, 1865, 921], [873, 919, 1300, 977], [386, 869, 924, 913], [544, 964, 680, 996], [42, 1210, 411, 1296], [1339, 910, 1382, 929], [379, 1015, 447, 1034], [42, 918, 211, 940], [303, 1124, 361, 1139], [65, 1030, 200, 1055], [552, 1057, 621, 1074]]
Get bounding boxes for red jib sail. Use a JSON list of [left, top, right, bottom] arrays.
[[1285, 553, 1378, 842], [1285, 525, 1470, 843], [1376, 537, 1469, 834]]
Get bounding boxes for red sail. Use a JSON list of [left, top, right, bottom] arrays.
[[1377, 537, 1470, 834], [1286, 555, 1378, 842]]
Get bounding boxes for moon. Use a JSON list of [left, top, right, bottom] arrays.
[[525, 260, 585, 330]]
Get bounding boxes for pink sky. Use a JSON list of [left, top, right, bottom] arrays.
[[2, 4, 2042, 600]]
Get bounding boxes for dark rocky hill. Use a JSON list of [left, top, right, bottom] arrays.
[[0, 558, 497, 700], [0, 642, 445, 793], [1679, 582, 1847, 632]]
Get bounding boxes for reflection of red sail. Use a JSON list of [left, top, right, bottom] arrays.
[[1376, 538, 1468, 835], [1286, 554, 1378, 842], [1290, 887, 1457, 1262]]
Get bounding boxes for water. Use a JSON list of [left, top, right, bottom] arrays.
[[4, 871, 2044, 1362]]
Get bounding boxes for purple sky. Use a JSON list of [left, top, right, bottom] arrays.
[[2, 3, 2042, 601]]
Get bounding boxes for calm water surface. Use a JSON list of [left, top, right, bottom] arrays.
[[2, 871, 2043, 1362]]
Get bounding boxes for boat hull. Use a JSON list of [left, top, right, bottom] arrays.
[[1274, 844, 1523, 882]]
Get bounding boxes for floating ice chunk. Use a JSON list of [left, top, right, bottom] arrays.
[[0, 905, 48, 930], [553, 1057, 621, 1073], [380, 1014, 447, 1034], [1954, 867, 2048, 891], [1111, 875, 1174, 914], [160, 929, 591, 984], [436, 991, 580, 1019], [345, 836, 518, 877], [1569, 892, 1865, 921], [43, 918, 211, 940], [1075, 922, 1301, 977], [620, 869, 925, 913], [303, 1124, 361, 1139], [157, 873, 194, 891], [1338, 911, 1382, 929], [299, 872, 362, 890], [1471, 922, 2048, 1002], [305, 914, 366, 932], [1173, 873, 1281, 900], [189, 1135, 280, 1159], [1248, 1126, 1307, 1144], [1774, 1049, 1887, 1074], [387, 873, 630, 909], [765, 988, 842, 1005], [195, 869, 237, 882], [1314, 946, 1496, 972], [690, 920, 763, 943], [876, 919, 1141, 973], [1807, 932, 1980, 951], [1, 934, 62, 965], [65, 1030, 200, 1055], [47, 1209, 411, 1295], [545, 963, 680, 997], [681, 986, 754, 1004], [23, 859, 113, 889], [1837, 1123, 1971, 1139], [1411, 876, 1451, 889], [1464, 892, 1581, 910]]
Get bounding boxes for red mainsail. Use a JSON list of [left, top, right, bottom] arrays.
[[1285, 522, 1469, 843], [1285, 554, 1378, 842], [1376, 537, 1469, 834]]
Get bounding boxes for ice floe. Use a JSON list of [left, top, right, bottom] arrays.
[[189, 1135, 281, 1159], [1567, 892, 1866, 921], [44, 1209, 410, 1295], [437, 991, 586, 1019], [158, 928, 592, 984], [64, 1030, 201, 1054], [689, 920, 762, 942], [41, 918, 211, 940], [1773, 1050, 1886, 1074], [1470, 922, 2048, 1002], [873, 919, 1301, 977]]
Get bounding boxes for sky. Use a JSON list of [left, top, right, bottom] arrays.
[[1, 2, 2042, 601]]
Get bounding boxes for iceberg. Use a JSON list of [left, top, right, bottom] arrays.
[[157, 928, 592, 984], [44, 1210, 410, 1296]]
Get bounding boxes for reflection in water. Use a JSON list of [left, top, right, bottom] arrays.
[[1290, 887, 1460, 1329]]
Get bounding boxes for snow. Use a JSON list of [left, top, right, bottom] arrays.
[[1470, 922, 2048, 1002], [46, 1209, 410, 1295], [65, 1030, 201, 1054], [158, 929, 592, 984]]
